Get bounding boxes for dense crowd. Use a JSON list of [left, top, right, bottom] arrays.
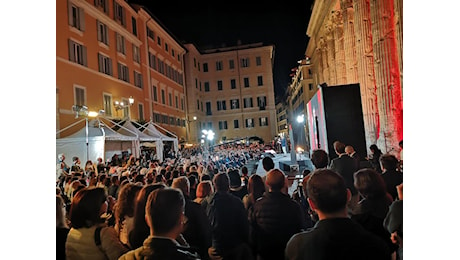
[[56, 140, 403, 260]]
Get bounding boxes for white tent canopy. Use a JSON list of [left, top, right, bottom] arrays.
[[56, 119, 138, 166]]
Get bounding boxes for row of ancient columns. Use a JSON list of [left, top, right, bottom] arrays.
[[310, 0, 403, 153]]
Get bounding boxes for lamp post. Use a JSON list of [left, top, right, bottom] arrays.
[[72, 105, 105, 163], [114, 96, 134, 118], [186, 116, 197, 144]]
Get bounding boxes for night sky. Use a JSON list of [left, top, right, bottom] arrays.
[[129, 0, 314, 99]]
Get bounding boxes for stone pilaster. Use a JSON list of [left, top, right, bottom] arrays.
[[394, 0, 403, 98], [370, 0, 403, 152], [353, 0, 379, 150], [332, 10, 347, 85], [325, 23, 337, 85], [341, 0, 358, 83], [320, 38, 330, 85]]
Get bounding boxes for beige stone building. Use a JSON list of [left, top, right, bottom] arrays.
[[304, 0, 403, 153], [183, 43, 277, 145]]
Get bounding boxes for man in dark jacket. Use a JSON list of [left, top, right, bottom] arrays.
[[119, 188, 201, 260], [249, 168, 305, 260], [329, 141, 358, 212], [172, 176, 212, 260], [285, 169, 391, 260], [201, 173, 252, 259], [380, 154, 403, 201]]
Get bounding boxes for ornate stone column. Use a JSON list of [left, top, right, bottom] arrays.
[[332, 10, 347, 85], [320, 37, 330, 85], [353, 0, 379, 150], [314, 46, 324, 84], [370, 0, 403, 152], [394, 0, 403, 97], [325, 23, 337, 85], [341, 0, 358, 83]]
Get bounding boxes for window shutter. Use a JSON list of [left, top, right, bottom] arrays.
[[79, 7, 85, 31], [104, 0, 109, 14], [98, 53, 102, 72], [68, 39, 74, 61], [68, 0, 73, 25], [122, 8, 126, 26], [97, 21, 101, 42], [113, 2, 117, 20], [82, 46, 87, 66]]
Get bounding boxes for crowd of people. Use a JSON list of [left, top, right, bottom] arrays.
[[56, 140, 403, 260]]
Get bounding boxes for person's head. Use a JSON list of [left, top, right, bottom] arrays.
[[399, 140, 403, 149], [302, 169, 311, 178], [213, 173, 230, 192], [380, 153, 399, 172], [241, 166, 249, 176], [345, 145, 355, 155], [171, 176, 190, 197], [187, 174, 197, 189], [311, 149, 329, 169], [73, 157, 80, 164], [333, 141, 346, 154], [69, 187, 107, 229], [115, 183, 142, 226], [262, 157, 275, 172], [228, 169, 241, 189], [130, 183, 167, 246], [200, 174, 211, 182], [196, 180, 214, 198], [353, 168, 387, 199], [56, 195, 68, 228], [85, 160, 93, 167], [145, 188, 186, 238], [266, 168, 285, 192], [58, 153, 65, 162], [306, 169, 350, 216], [248, 174, 265, 199], [369, 144, 380, 154]]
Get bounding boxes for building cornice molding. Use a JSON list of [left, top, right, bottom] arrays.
[[307, 0, 335, 38]]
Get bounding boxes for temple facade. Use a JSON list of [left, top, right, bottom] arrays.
[[305, 0, 403, 154]]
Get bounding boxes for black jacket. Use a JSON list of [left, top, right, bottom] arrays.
[[381, 170, 403, 201], [182, 197, 212, 260], [250, 191, 305, 260], [329, 155, 358, 195]]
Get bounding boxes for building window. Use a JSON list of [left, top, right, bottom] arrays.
[[157, 36, 161, 46], [257, 96, 267, 110], [113, 1, 126, 26], [116, 33, 125, 54], [68, 40, 87, 66], [181, 97, 184, 110], [98, 53, 112, 75], [230, 99, 240, 109], [203, 63, 208, 72], [168, 93, 172, 106], [172, 49, 175, 57], [309, 83, 313, 91], [217, 80, 223, 91], [97, 20, 109, 45], [69, 4, 85, 31], [230, 79, 236, 89], [243, 97, 253, 108], [138, 103, 144, 121], [217, 100, 226, 111], [148, 52, 156, 70], [204, 82, 210, 92], [132, 17, 137, 36], [193, 58, 197, 68], [207, 122, 212, 129], [133, 45, 140, 63], [103, 94, 112, 116], [161, 89, 166, 104], [219, 121, 228, 130], [195, 78, 198, 89], [198, 62, 200, 71], [244, 77, 250, 88], [259, 117, 268, 126], [165, 43, 169, 52], [197, 100, 200, 110], [147, 27, 154, 40], [257, 76, 263, 86], [75, 87, 85, 106], [241, 57, 250, 68], [152, 85, 158, 102], [169, 116, 175, 125], [229, 59, 235, 69], [216, 61, 223, 71], [206, 102, 212, 115], [154, 113, 160, 122], [175, 95, 179, 109], [117, 63, 129, 82], [256, 56, 262, 66], [134, 71, 143, 88], [94, 0, 109, 14], [234, 119, 239, 129], [245, 118, 254, 128]]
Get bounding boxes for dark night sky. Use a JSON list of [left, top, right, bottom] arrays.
[[129, 0, 314, 99]]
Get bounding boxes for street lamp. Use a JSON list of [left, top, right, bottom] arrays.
[[114, 96, 134, 118], [72, 105, 105, 164]]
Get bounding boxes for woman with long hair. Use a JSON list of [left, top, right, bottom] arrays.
[[65, 187, 128, 260], [113, 183, 142, 249], [242, 174, 266, 212], [128, 183, 167, 250]]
